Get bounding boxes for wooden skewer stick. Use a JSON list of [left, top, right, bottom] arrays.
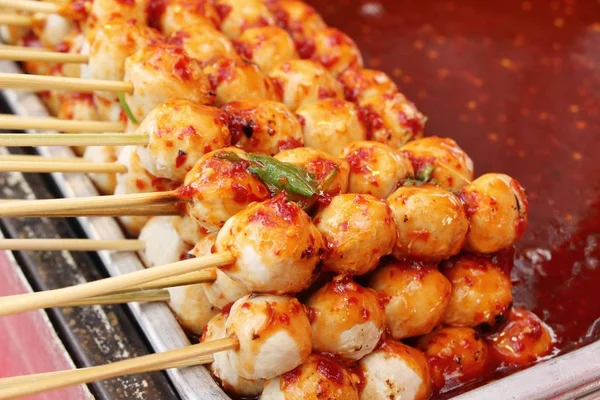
[[0, 73, 133, 93], [0, 355, 214, 389], [0, 48, 89, 63], [0, 202, 183, 217], [0, 0, 60, 14], [61, 289, 170, 306], [0, 115, 125, 132], [0, 338, 233, 399], [130, 269, 217, 291], [0, 133, 148, 147], [0, 160, 127, 173], [0, 239, 144, 251], [0, 13, 32, 27], [0, 154, 89, 163], [0, 251, 234, 316], [0, 190, 180, 217]]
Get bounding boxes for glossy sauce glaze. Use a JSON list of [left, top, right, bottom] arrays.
[[305, 0, 600, 393]]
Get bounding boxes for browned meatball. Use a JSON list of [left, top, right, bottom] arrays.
[[155, 0, 220, 35], [369, 260, 451, 339], [233, 26, 298, 72], [441, 253, 513, 327], [302, 27, 363, 76], [487, 307, 555, 366], [460, 173, 529, 254], [222, 99, 303, 155], [167, 26, 239, 65], [387, 185, 468, 261], [338, 68, 399, 103], [417, 327, 488, 391], [215, 0, 275, 39]]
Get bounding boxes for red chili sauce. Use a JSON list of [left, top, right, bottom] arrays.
[[306, 0, 600, 393]]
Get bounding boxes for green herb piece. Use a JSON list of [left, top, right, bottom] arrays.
[[118, 92, 138, 125], [320, 166, 339, 191], [416, 164, 435, 182]]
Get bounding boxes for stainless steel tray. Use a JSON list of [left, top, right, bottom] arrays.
[[2, 58, 599, 400]]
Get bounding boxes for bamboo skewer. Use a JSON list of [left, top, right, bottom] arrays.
[[0, 239, 144, 251], [0, 13, 32, 27], [0, 73, 133, 93], [0, 133, 147, 146], [0, 0, 60, 14], [0, 202, 183, 217], [0, 115, 125, 132], [128, 269, 217, 291], [0, 338, 234, 400], [61, 289, 170, 306], [0, 48, 89, 63], [0, 160, 127, 173], [0, 190, 180, 217], [0, 154, 89, 162], [0, 251, 234, 316], [0, 355, 214, 389]]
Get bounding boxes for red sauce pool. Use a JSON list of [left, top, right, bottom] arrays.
[[306, 0, 600, 391]]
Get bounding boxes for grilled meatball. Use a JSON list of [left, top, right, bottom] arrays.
[[215, 195, 323, 294], [233, 26, 298, 73], [460, 173, 529, 254], [441, 253, 513, 327], [224, 295, 312, 379], [83, 145, 118, 194], [85, 0, 149, 39], [369, 260, 451, 339], [57, 92, 100, 156], [314, 194, 396, 276], [307, 276, 386, 361], [338, 68, 399, 103], [138, 216, 192, 267], [136, 100, 231, 182], [214, 0, 275, 39], [154, 0, 220, 35], [269, 60, 344, 111], [296, 99, 367, 156], [181, 148, 270, 232], [274, 147, 350, 197], [360, 93, 426, 147], [204, 58, 280, 106], [201, 313, 264, 397], [487, 307, 554, 366], [341, 140, 413, 199], [262, 353, 359, 400], [124, 44, 215, 122], [222, 99, 303, 155], [416, 327, 488, 391], [303, 27, 363, 76], [401, 136, 474, 191], [167, 26, 239, 64], [387, 185, 468, 261], [358, 339, 432, 400], [265, 0, 326, 47], [32, 14, 74, 49]]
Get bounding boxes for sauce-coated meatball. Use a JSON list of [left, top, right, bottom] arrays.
[[201, 313, 264, 398], [222, 99, 303, 155], [487, 307, 554, 366], [215, 195, 323, 294], [233, 26, 298, 73], [214, 0, 275, 39], [275, 147, 350, 197], [262, 353, 360, 400], [303, 27, 363, 76], [167, 26, 239, 64], [358, 340, 432, 400], [341, 140, 413, 199], [204, 58, 280, 106], [155, 0, 220, 35], [369, 260, 451, 339], [269, 60, 344, 111], [315, 194, 396, 276], [307, 276, 386, 361], [85, 0, 149, 39], [224, 295, 312, 380], [416, 327, 488, 391], [401, 136, 474, 191], [265, 0, 327, 48], [124, 44, 215, 122], [460, 173, 529, 254], [441, 253, 513, 327], [338, 68, 399, 103], [181, 148, 270, 232], [83, 145, 118, 194], [136, 100, 231, 182], [360, 93, 426, 147], [387, 185, 468, 261], [296, 99, 367, 156], [168, 283, 219, 336]]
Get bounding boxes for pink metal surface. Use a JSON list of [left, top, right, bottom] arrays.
[[0, 250, 91, 400]]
